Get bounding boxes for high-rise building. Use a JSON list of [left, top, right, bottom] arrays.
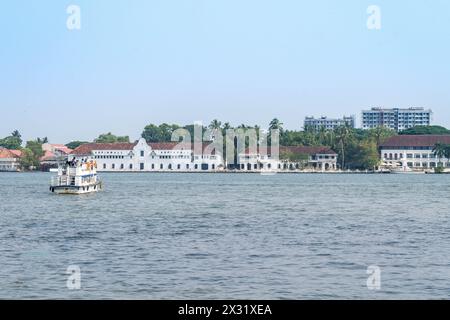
[[361, 107, 432, 132], [304, 116, 355, 131]]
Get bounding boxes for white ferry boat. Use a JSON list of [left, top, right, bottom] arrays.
[[50, 159, 102, 194]]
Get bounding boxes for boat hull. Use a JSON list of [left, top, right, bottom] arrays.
[[50, 182, 102, 195]]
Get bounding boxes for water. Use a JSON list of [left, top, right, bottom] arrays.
[[1, 172, 450, 299]]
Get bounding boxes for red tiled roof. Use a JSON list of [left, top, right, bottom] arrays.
[[243, 146, 337, 155], [0, 148, 21, 159], [71, 142, 137, 155], [380, 135, 450, 148], [40, 150, 56, 161], [53, 145, 73, 154], [71, 141, 218, 154], [9, 150, 23, 157]]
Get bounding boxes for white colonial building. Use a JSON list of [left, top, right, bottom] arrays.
[[237, 146, 338, 172], [380, 135, 450, 170], [71, 138, 224, 172]]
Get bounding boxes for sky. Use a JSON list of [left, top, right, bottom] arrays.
[[1, 0, 450, 143]]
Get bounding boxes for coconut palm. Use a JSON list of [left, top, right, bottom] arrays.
[[433, 142, 446, 167], [334, 124, 353, 169], [269, 118, 284, 132], [208, 119, 222, 130]]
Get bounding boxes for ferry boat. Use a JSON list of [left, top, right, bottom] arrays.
[[50, 159, 102, 194]]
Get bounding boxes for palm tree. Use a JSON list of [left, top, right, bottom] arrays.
[[334, 124, 352, 170], [11, 130, 21, 139], [433, 142, 446, 167], [318, 126, 327, 145], [444, 145, 450, 168], [208, 119, 222, 130], [369, 126, 395, 148], [269, 118, 284, 132]]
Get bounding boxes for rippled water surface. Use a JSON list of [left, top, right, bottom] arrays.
[[1, 172, 450, 299]]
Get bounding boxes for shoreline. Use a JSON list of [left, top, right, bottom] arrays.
[[2, 170, 449, 175]]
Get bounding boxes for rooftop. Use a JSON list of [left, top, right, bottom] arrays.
[[71, 141, 218, 155], [0, 148, 22, 159], [380, 135, 450, 148]]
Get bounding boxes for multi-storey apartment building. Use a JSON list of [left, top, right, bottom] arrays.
[[304, 116, 355, 131], [362, 107, 432, 132]]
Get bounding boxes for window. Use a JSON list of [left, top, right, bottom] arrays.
[[151, 164, 155, 169], [140, 163, 144, 170], [160, 164, 163, 169], [186, 164, 189, 169], [140, 150, 144, 157], [120, 164, 124, 169], [168, 164, 172, 170], [129, 164, 133, 170], [103, 164, 106, 169], [194, 164, 198, 170], [212, 164, 215, 170], [177, 164, 181, 170], [112, 164, 115, 169]]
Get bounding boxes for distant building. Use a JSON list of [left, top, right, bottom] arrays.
[[0, 148, 22, 172], [379, 135, 450, 170], [71, 138, 224, 172], [238, 146, 338, 171], [40, 143, 74, 168], [362, 107, 432, 132], [304, 116, 355, 131]]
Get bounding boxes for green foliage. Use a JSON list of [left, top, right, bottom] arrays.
[[280, 151, 309, 163], [25, 140, 44, 158], [94, 132, 130, 143], [0, 130, 23, 149], [141, 124, 181, 142], [19, 148, 40, 171], [65, 141, 89, 150], [400, 125, 450, 135], [345, 140, 380, 170], [434, 166, 445, 174]]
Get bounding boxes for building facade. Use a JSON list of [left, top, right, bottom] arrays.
[[362, 107, 432, 132], [238, 146, 338, 172], [71, 138, 224, 172], [0, 148, 22, 172], [380, 135, 450, 170], [40, 143, 73, 168], [304, 116, 355, 131]]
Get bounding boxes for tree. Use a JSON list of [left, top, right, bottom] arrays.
[[269, 118, 284, 133], [208, 119, 222, 130], [66, 141, 89, 150], [19, 148, 39, 171], [95, 132, 130, 143], [0, 130, 23, 149], [141, 124, 180, 142], [400, 125, 450, 135], [368, 126, 396, 147], [334, 124, 353, 169], [11, 130, 21, 139], [36, 137, 48, 144], [433, 143, 447, 167], [25, 140, 44, 158]]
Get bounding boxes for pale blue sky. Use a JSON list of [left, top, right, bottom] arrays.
[[1, 0, 449, 143]]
